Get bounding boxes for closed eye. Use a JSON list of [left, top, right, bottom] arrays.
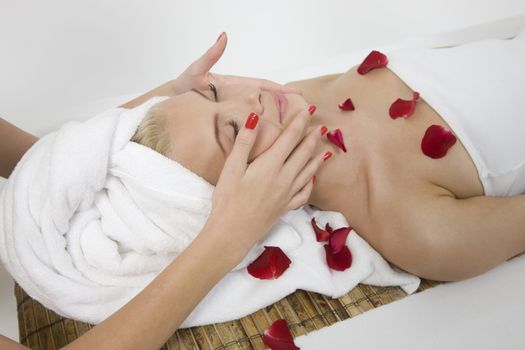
[[209, 83, 218, 101], [209, 83, 237, 139], [228, 120, 239, 139]]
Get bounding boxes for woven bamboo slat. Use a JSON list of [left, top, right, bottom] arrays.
[[14, 279, 441, 349]]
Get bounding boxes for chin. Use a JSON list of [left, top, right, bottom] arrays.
[[282, 94, 308, 126]]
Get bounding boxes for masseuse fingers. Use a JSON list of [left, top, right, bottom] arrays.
[[287, 177, 314, 211], [221, 113, 260, 179], [289, 150, 325, 196], [281, 124, 322, 182], [188, 32, 227, 76], [263, 107, 311, 166], [258, 78, 303, 95], [211, 74, 302, 95], [225, 76, 303, 95]]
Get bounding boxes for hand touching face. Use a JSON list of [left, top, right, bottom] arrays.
[[158, 82, 309, 185]]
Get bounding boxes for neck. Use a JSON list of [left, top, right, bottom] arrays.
[[305, 114, 367, 219], [306, 115, 343, 211]]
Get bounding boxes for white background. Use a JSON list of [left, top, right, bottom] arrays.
[[2, 0, 525, 348]]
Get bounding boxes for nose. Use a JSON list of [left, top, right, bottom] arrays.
[[245, 88, 264, 115]]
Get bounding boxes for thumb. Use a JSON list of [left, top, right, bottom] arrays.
[[223, 112, 260, 176]]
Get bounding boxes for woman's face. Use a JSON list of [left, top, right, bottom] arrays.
[[157, 83, 308, 185]]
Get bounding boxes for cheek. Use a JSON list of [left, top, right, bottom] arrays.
[[248, 122, 281, 161]]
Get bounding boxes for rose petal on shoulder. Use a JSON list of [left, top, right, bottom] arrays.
[[357, 50, 388, 75]]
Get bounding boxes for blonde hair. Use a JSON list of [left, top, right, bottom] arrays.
[[130, 105, 171, 156]]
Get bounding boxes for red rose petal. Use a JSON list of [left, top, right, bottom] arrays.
[[338, 98, 355, 111], [357, 50, 388, 75], [325, 223, 333, 234], [311, 218, 330, 242], [324, 244, 352, 271], [389, 91, 420, 119], [262, 319, 300, 350], [247, 246, 291, 280], [421, 124, 457, 159], [326, 129, 347, 152], [328, 227, 351, 254]]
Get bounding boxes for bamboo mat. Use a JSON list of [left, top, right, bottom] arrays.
[[15, 279, 440, 349]]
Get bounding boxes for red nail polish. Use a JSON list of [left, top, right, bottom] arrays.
[[312, 175, 317, 184], [308, 105, 317, 115], [320, 125, 328, 135], [245, 112, 259, 129], [323, 151, 333, 161]]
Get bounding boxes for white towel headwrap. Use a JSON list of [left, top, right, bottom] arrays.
[[0, 95, 419, 328]]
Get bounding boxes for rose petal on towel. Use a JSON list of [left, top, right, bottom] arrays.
[[324, 244, 353, 271], [421, 124, 457, 159], [325, 223, 333, 234], [247, 246, 292, 280], [329, 227, 351, 254], [263, 319, 300, 350], [338, 98, 355, 111], [326, 129, 347, 152], [389, 91, 420, 119], [357, 50, 388, 75], [311, 218, 330, 242]]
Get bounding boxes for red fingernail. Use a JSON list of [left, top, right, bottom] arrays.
[[323, 151, 333, 161], [308, 105, 317, 115], [320, 125, 328, 135], [312, 175, 317, 184], [245, 112, 259, 129]]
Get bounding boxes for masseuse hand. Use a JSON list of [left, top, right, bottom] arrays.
[[172, 32, 302, 96], [206, 107, 324, 254]]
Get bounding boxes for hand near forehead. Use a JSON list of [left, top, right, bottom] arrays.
[[172, 32, 302, 96]]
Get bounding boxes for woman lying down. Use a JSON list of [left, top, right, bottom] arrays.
[[2, 29, 525, 335]]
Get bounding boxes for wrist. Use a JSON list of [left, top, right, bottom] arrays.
[[199, 215, 256, 264]]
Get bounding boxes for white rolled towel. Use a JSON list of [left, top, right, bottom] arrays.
[[0, 95, 419, 328]]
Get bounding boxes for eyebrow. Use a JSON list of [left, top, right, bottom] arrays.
[[190, 88, 226, 155]]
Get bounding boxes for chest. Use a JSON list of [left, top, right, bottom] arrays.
[[298, 66, 484, 231]]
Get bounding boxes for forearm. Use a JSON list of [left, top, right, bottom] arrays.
[[0, 118, 38, 179], [63, 221, 247, 350], [119, 80, 174, 109]]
